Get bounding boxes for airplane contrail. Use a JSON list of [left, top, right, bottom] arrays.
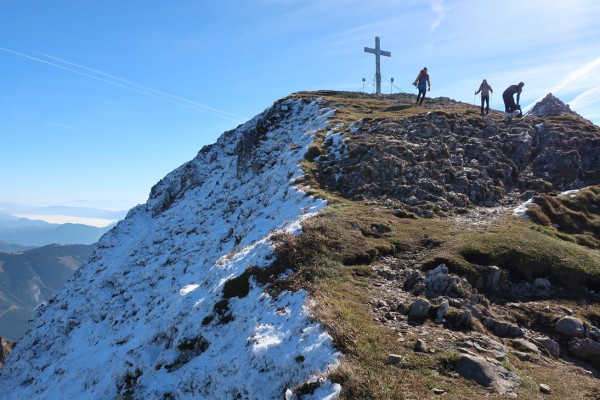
[[0, 45, 248, 123]]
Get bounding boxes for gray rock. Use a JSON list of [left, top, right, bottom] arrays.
[[539, 383, 552, 394], [386, 354, 403, 365], [589, 325, 600, 341], [555, 316, 585, 338], [568, 338, 600, 359], [415, 339, 429, 353], [512, 351, 533, 361], [533, 277, 552, 291], [484, 318, 523, 338], [408, 298, 431, 319], [512, 339, 539, 354], [436, 299, 449, 320], [453, 353, 520, 395], [532, 337, 560, 358], [461, 335, 508, 361], [486, 266, 501, 291]]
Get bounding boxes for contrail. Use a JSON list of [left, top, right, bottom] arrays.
[[0, 45, 248, 123]]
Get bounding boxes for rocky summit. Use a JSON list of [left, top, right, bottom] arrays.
[[0, 91, 599, 399]]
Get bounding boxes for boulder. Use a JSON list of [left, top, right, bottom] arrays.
[[568, 338, 600, 360], [423, 264, 472, 298], [414, 339, 429, 353], [408, 298, 431, 319], [483, 318, 523, 338], [511, 339, 539, 354], [386, 354, 403, 365], [453, 353, 520, 395], [555, 316, 585, 338], [532, 337, 560, 358]]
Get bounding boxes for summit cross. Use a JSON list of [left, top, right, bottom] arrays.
[[364, 36, 391, 94]]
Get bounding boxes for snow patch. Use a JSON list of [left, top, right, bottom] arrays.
[[0, 98, 341, 399]]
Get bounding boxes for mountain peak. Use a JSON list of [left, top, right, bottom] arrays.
[[528, 93, 581, 118]]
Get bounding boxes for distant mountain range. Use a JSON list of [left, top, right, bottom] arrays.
[[0, 241, 35, 253], [0, 213, 117, 247], [0, 244, 94, 341]]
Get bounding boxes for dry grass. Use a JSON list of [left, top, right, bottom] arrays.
[[266, 91, 600, 399]]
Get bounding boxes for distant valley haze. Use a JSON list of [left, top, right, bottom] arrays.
[[0, 201, 127, 247]]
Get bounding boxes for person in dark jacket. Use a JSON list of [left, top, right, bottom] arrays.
[[502, 82, 524, 116], [475, 79, 493, 115], [413, 67, 430, 105]]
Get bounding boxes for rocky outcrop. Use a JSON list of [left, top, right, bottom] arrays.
[[0, 337, 14, 368], [316, 94, 600, 216], [529, 93, 581, 118]]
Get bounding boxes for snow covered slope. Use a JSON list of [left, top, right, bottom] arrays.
[[0, 98, 341, 399]]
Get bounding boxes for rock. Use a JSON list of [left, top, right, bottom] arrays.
[[588, 325, 600, 341], [532, 337, 560, 358], [408, 298, 431, 319], [423, 264, 472, 298], [484, 318, 523, 338], [386, 354, 403, 365], [512, 351, 533, 361], [511, 339, 539, 354], [560, 307, 574, 315], [529, 93, 581, 118], [453, 353, 520, 395], [486, 266, 502, 291], [555, 316, 585, 338], [436, 299, 449, 320], [432, 388, 445, 395], [461, 335, 508, 361], [446, 309, 472, 330], [539, 383, 552, 394], [533, 277, 552, 292], [415, 339, 429, 353], [411, 283, 426, 296], [568, 338, 600, 360]]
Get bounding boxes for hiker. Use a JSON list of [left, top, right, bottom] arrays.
[[413, 67, 430, 105], [475, 79, 493, 115], [502, 82, 524, 116]]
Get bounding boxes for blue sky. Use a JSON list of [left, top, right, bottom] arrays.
[[1, 0, 599, 219]]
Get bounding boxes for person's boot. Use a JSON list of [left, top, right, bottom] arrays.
[[480, 107, 484, 116], [485, 108, 489, 115]]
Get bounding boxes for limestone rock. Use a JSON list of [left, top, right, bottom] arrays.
[[414, 339, 429, 353], [568, 338, 600, 361], [531, 337, 560, 358], [555, 316, 585, 338], [529, 93, 581, 118], [483, 318, 523, 338], [386, 354, 403, 365], [539, 383, 552, 394], [453, 353, 520, 395], [408, 298, 431, 319], [511, 339, 539, 354]]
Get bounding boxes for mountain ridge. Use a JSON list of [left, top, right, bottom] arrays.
[[1, 91, 599, 399]]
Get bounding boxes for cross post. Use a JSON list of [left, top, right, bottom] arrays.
[[364, 36, 391, 94]]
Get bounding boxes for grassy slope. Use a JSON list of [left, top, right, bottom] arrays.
[[271, 92, 600, 399]]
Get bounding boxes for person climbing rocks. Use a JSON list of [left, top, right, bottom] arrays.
[[475, 79, 493, 115], [413, 67, 430, 105], [502, 82, 524, 117]]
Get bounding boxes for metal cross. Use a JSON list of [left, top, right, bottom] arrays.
[[364, 36, 391, 94]]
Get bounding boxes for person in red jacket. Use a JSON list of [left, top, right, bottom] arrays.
[[412, 67, 430, 105], [475, 79, 493, 116]]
